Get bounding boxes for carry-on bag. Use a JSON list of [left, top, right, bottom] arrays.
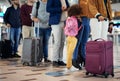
[[0, 26, 12, 58], [85, 38, 114, 78], [22, 37, 43, 66], [21, 23, 43, 66]]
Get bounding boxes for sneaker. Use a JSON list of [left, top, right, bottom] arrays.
[[53, 61, 59, 67], [13, 54, 21, 58], [44, 58, 51, 63], [63, 68, 72, 74], [72, 59, 82, 70], [58, 61, 66, 66]]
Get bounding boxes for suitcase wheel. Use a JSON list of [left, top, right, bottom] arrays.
[[93, 74, 96, 76], [22, 62, 30, 66], [111, 74, 114, 77], [86, 72, 89, 75], [40, 58, 43, 62], [104, 72, 109, 78], [35, 63, 40, 66]]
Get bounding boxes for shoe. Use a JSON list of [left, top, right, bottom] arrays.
[[58, 61, 66, 66], [72, 59, 82, 70], [53, 61, 59, 67], [44, 58, 51, 63], [13, 54, 21, 58], [63, 68, 72, 74]]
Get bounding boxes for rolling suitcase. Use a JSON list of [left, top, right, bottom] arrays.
[[0, 40, 12, 58], [85, 38, 114, 78], [22, 22, 43, 66], [0, 26, 12, 58], [21, 37, 43, 66]]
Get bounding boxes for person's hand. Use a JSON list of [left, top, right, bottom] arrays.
[[98, 15, 106, 21], [6, 23, 11, 27], [62, 6, 67, 11], [33, 18, 40, 23]]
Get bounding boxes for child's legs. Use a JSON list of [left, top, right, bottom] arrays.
[[66, 36, 77, 69]]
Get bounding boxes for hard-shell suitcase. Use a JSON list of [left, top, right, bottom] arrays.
[[21, 37, 43, 66], [85, 39, 114, 78]]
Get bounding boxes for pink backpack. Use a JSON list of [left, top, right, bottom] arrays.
[[64, 16, 82, 36]]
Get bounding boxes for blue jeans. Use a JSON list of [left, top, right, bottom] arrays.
[[35, 27, 51, 58], [73, 17, 90, 61], [10, 27, 21, 54]]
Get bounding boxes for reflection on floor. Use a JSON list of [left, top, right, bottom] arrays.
[[0, 42, 120, 81]]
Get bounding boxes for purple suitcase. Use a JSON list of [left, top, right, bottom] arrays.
[[85, 39, 114, 78]]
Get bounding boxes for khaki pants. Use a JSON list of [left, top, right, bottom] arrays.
[[51, 22, 65, 61], [22, 25, 34, 39], [66, 36, 77, 69]]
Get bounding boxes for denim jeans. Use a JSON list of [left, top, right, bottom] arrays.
[[35, 27, 51, 59], [10, 27, 21, 54], [73, 17, 90, 61]]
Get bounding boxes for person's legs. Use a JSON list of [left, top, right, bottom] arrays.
[[30, 27, 35, 37], [66, 36, 77, 69], [73, 25, 84, 60], [10, 28, 15, 54], [81, 17, 90, 61], [58, 22, 65, 61], [22, 25, 30, 39], [35, 27, 39, 38], [51, 22, 65, 66], [14, 28, 21, 54], [42, 28, 51, 62]]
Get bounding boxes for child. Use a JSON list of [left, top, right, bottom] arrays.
[[64, 4, 82, 70]]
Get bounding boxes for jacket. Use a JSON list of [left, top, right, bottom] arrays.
[[46, 0, 69, 25], [79, 0, 91, 17], [4, 5, 21, 28], [88, 0, 112, 20]]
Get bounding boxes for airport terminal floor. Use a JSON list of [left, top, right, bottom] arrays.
[[0, 37, 120, 81]]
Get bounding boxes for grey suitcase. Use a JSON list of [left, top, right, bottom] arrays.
[[21, 37, 43, 66]]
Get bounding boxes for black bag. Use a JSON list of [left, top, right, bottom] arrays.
[[0, 40, 12, 58]]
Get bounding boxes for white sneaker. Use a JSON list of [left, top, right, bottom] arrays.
[[70, 66, 79, 72], [63, 68, 72, 74]]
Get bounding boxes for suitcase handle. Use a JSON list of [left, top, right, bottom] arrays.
[[94, 38, 105, 41]]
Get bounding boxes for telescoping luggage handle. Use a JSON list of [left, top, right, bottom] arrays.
[[33, 22, 40, 38], [36, 22, 40, 38]]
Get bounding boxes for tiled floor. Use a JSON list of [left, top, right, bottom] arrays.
[[0, 40, 120, 81]]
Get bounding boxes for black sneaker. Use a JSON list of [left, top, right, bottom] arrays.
[[53, 61, 59, 67], [44, 58, 51, 63], [58, 61, 66, 66], [72, 59, 82, 70], [13, 54, 21, 58]]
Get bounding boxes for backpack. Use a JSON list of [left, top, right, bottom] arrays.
[[64, 16, 81, 36]]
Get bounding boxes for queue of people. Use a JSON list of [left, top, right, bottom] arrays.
[[3, 0, 113, 71]]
